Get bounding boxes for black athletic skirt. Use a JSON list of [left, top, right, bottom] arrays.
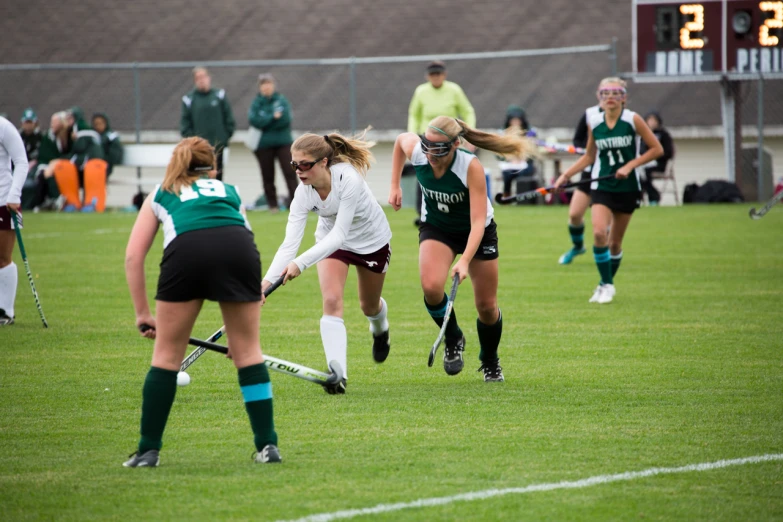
[[590, 189, 642, 214], [156, 225, 261, 302], [419, 220, 499, 260]]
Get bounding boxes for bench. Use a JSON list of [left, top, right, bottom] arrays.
[[109, 143, 177, 189], [110, 144, 229, 191]]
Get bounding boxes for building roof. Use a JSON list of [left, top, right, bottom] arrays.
[[1, 0, 779, 133]]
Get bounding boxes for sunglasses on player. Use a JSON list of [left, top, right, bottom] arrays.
[[290, 158, 323, 172], [598, 88, 626, 99], [419, 135, 456, 157]]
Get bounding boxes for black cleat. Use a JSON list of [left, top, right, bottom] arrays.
[[372, 330, 390, 363], [253, 444, 282, 463], [443, 335, 465, 375], [0, 309, 14, 326], [123, 449, 160, 468], [478, 360, 504, 382], [322, 378, 347, 395]]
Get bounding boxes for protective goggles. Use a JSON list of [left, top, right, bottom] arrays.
[[598, 88, 626, 99], [419, 135, 456, 157]]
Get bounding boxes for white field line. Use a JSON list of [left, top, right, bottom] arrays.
[[25, 228, 129, 239], [278, 454, 783, 522]]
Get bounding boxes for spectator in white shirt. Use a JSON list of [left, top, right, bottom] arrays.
[[262, 132, 392, 395]]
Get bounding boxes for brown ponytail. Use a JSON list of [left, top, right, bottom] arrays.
[[161, 137, 216, 193], [292, 130, 376, 176]]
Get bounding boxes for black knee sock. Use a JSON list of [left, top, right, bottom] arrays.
[[424, 294, 462, 341], [477, 310, 503, 364], [138, 366, 178, 454], [239, 364, 278, 451]]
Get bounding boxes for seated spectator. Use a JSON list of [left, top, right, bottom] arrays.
[[30, 111, 72, 211], [499, 105, 536, 197], [640, 111, 674, 205], [18, 108, 42, 172], [52, 114, 109, 212], [92, 112, 124, 177]]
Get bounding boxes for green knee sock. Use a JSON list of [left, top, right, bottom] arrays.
[[239, 364, 278, 451], [477, 310, 503, 364], [425, 294, 462, 342], [593, 246, 613, 285], [138, 366, 178, 454], [569, 224, 585, 250], [611, 251, 623, 277]]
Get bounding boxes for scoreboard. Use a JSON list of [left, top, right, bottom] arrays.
[[633, 0, 783, 75]]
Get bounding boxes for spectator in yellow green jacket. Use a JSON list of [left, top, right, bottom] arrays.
[[407, 61, 477, 225], [407, 61, 476, 135]]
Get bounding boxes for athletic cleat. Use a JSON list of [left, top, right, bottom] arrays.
[[597, 284, 615, 304], [322, 377, 347, 395], [559, 247, 586, 265], [372, 330, 390, 363], [123, 449, 160, 468], [443, 335, 465, 375], [478, 361, 504, 382], [0, 309, 14, 326], [253, 444, 282, 463], [588, 285, 603, 303]]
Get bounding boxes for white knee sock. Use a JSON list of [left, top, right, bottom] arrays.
[[366, 297, 389, 335], [320, 315, 348, 379], [0, 262, 18, 318]]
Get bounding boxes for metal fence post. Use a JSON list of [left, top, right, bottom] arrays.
[[133, 63, 142, 193], [757, 73, 764, 201], [610, 37, 617, 76], [349, 56, 357, 135]]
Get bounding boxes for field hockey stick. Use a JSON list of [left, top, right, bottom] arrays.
[[181, 335, 339, 386], [749, 190, 783, 219], [494, 174, 616, 205], [180, 326, 225, 372], [535, 140, 586, 155], [427, 274, 459, 367], [176, 276, 285, 371], [11, 212, 48, 327]]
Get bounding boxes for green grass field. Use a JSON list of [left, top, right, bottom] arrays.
[[1, 204, 781, 521]]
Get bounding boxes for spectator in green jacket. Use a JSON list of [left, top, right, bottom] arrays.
[[92, 112, 124, 176], [180, 67, 235, 180], [30, 111, 72, 211], [248, 74, 298, 212], [53, 119, 108, 212], [18, 108, 42, 173]]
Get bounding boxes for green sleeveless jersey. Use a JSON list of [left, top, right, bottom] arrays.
[[411, 142, 493, 234], [588, 109, 643, 193], [151, 179, 250, 249]]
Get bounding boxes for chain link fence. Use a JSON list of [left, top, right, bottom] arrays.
[[0, 45, 616, 136]]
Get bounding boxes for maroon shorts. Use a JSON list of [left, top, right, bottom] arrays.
[[0, 207, 22, 231], [327, 243, 391, 274]]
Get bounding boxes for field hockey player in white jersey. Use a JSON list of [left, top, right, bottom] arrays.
[[262, 132, 393, 395], [389, 117, 536, 382], [554, 77, 662, 304], [124, 137, 281, 467], [0, 116, 29, 326]]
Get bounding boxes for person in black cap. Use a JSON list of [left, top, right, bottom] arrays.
[[639, 111, 674, 205]]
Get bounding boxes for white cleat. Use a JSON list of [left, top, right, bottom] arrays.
[[588, 285, 603, 303], [597, 284, 615, 304]]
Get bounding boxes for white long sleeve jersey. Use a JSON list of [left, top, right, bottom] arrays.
[[0, 117, 29, 206], [263, 162, 392, 281]]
